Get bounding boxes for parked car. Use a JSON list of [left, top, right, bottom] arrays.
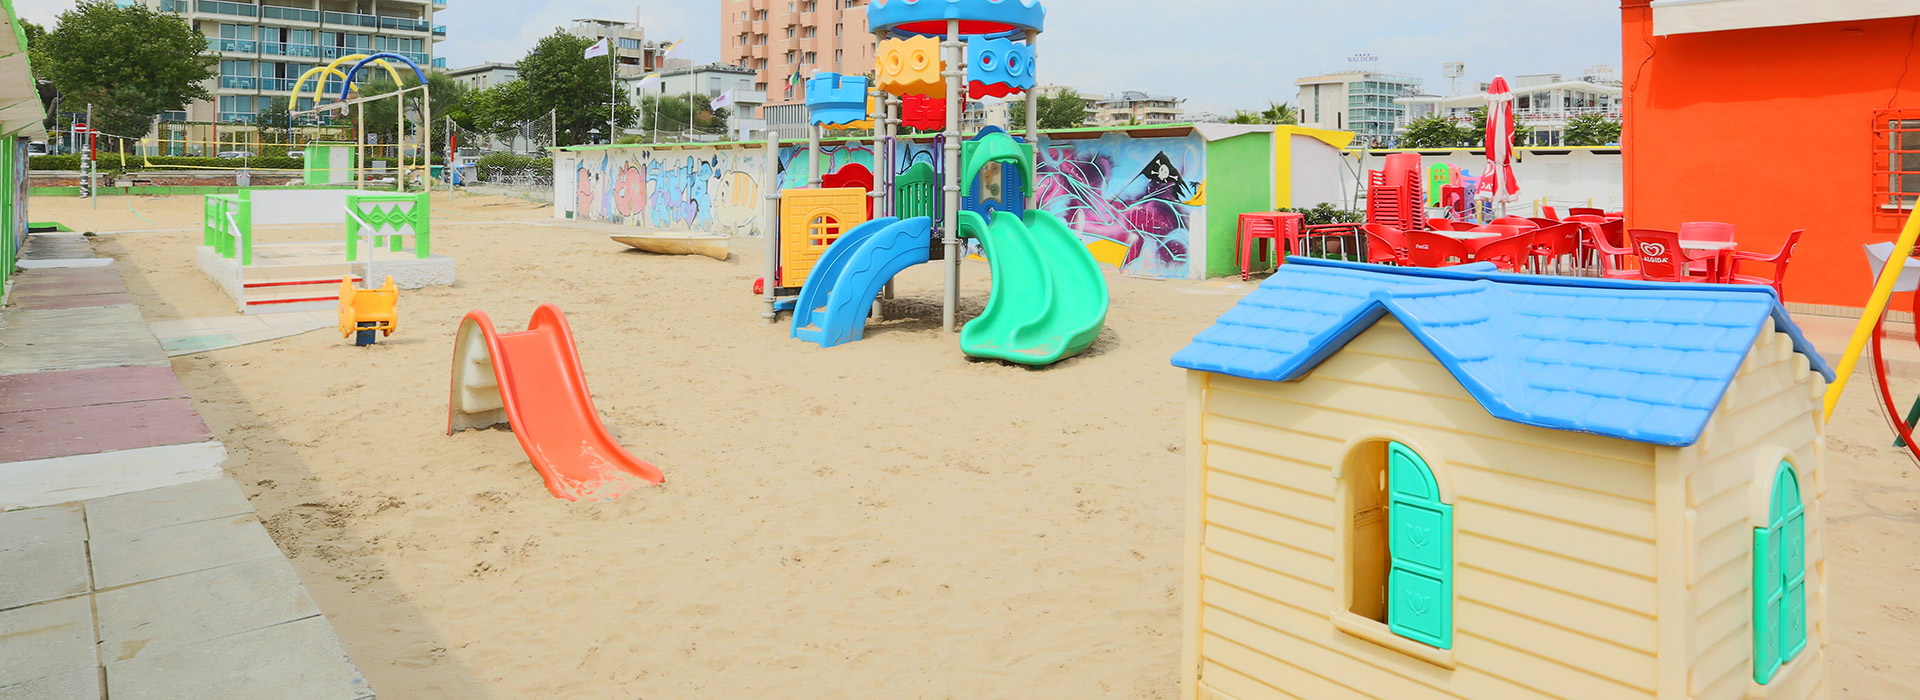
[[216, 150, 255, 159], [287, 150, 305, 160], [27, 142, 47, 155]]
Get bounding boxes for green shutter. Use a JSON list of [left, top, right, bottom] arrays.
[[1754, 462, 1807, 684], [1386, 442, 1452, 650]]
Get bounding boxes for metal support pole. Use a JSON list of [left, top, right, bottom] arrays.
[[357, 102, 366, 190], [763, 130, 782, 323], [1024, 29, 1040, 210], [84, 103, 95, 208], [807, 120, 821, 187], [941, 20, 963, 332]]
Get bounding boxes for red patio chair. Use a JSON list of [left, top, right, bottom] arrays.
[[1569, 207, 1606, 217], [1680, 221, 1736, 243], [1428, 217, 1462, 231], [1541, 205, 1560, 220], [1630, 228, 1720, 283], [1528, 222, 1582, 275], [1584, 223, 1640, 279], [1406, 231, 1474, 267], [1363, 224, 1411, 266], [1433, 219, 1481, 232], [1467, 231, 1537, 273], [1728, 229, 1805, 296], [1491, 216, 1540, 230]]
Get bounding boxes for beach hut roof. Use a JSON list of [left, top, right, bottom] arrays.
[[1172, 259, 1833, 447]]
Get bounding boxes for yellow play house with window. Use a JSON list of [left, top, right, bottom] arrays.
[[1172, 259, 1832, 699]]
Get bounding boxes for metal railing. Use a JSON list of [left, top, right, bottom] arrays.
[[261, 5, 321, 22], [209, 38, 257, 53], [196, 0, 257, 17], [159, 0, 189, 12], [260, 77, 298, 91], [378, 16, 431, 32], [323, 11, 380, 28], [220, 76, 259, 90]]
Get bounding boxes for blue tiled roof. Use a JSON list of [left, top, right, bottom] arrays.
[[1172, 259, 1835, 447]]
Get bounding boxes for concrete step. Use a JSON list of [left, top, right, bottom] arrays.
[[243, 263, 353, 284]]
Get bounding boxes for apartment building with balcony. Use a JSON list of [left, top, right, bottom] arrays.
[[1088, 91, 1184, 126], [567, 17, 672, 76], [1295, 71, 1423, 147], [136, 0, 446, 127], [721, 0, 874, 107], [446, 62, 517, 91], [1395, 73, 1624, 146]]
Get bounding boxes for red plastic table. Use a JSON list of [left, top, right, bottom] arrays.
[[1238, 212, 1306, 281]]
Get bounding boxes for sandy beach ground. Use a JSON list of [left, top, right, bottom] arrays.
[[33, 192, 1919, 698]]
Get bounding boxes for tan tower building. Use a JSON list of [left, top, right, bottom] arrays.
[[721, 0, 875, 110]]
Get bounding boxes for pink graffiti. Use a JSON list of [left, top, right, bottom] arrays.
[[1035, 145, 1190, 271]]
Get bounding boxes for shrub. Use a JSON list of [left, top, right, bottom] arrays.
[[30, 154, 80, 170], [1277, 202, 1364, 227]]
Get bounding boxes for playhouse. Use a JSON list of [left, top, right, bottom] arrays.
[[1172, 259, 1832, 699], [196, 188, 453, 313]]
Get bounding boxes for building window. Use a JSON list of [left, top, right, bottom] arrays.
[[786, 27, 795, 38], [1875, 111, 1920, 218], [835, 23, 842, 37], [1341, 441, 1453, 651], [1754, 461, 1807, 684]]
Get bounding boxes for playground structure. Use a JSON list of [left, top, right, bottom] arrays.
[[196, 187, 453, 314], [762, 0, 1109, 366], [287, 52, 438, 191], [1174, 258, 1834, 698], [338, 276, 398, 346], [448, 304, 664, 501]]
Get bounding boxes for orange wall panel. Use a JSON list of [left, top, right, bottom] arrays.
[[1621, 2, 1920, 306]]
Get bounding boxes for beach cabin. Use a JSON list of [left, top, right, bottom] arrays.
[[1170, 259, 1834, 699]]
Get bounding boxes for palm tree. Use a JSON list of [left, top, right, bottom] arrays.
[[1227, 102, 1299, 125]]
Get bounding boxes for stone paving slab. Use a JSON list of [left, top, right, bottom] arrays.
[[6, 291, 136, 311], [0, 397, 213, 463], [84, 478, 252, 538], [0, 669, 101, 700], [0, 366, 189, 415], [0, 597, 96, 688], [21, 234, 94, 261], [90, 514, 284, 589], [97, 557, 320, 664], [7, 268, 128, 294], [0, 538, 89, 611], [0, 306, 169, 376], [104, 616, 373, 700], [151, 311, 332, 356], [0, 503, 83, 548]]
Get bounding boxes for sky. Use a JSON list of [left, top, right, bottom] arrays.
[[13, 0, 1623, 114]]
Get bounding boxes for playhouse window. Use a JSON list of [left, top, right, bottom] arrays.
[[1344, 441, 1453, 651], [807, 215, 843, 247], [1753, 461, 1807, 684]]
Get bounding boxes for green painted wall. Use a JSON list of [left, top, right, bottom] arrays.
[[1203, 133, 1272, 279], [2, 137, 15, 292]]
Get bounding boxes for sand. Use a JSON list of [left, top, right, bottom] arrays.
[[37, 192, 1919, 698]]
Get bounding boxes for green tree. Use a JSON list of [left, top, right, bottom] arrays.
[[1467, 107, 1536, 147], [466, 79, 534, 144], [1563, 112, 1623, 146], [252, 100, 292, 144], [516, 30, 638, 145], [1007, 88, 1088, 130], [1228, 102, 1299, 125], [36, 1, 215, 138], [634, 93, 731, 141], [358, 71, 473, 156], [1398, 115, 1470, 149]]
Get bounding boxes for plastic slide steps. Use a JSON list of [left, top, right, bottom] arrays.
[[791, 216, 936, 348], [448, 305, 663, 501], [959, 209, 1110, 366]]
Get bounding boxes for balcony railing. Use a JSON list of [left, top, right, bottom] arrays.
[[159, 0, 189, 13], [261, 42, 323, 58], [209, 38, 258, 53], [378, 16, 431, 32], [433, 25, 447, 36], [220, 76, 259, 90], [218, 112, 257, 123], [434, 0, 447, 6], [196, 0, 256, 18], [260, 77, 298, 91], [261, 6, 321, 23], [323, 11, 380, 28]]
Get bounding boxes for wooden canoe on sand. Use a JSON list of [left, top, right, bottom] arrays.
[[608, 233, 730, 261]]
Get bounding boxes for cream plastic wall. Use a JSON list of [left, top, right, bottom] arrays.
[[1664, 318, 1828, 699]]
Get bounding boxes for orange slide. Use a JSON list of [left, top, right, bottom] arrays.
[[447, 304, 664, 501]]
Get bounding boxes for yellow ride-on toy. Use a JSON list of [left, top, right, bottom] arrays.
[[339, 276, 398, 346]]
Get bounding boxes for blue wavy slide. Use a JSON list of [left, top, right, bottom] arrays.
[[791, 216, 935, 348]]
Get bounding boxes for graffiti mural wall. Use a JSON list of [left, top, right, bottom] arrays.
[[557, 130, 1208, 278], [562, 148, 770, 235], [1033, 133, 1202, 279]]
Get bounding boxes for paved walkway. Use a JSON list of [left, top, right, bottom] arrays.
[[1, 232, 372, 698]]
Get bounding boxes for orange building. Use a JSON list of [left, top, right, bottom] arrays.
[[722, 0, 875, 107], [1621, 1, 1920, 309]]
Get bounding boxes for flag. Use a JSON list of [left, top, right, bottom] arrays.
[[786, 69, 803, 97], [661, 39, 686, 60], [634, 73, 662, 91], [584, 38, 610, 59], [711, 90, 735, 110]]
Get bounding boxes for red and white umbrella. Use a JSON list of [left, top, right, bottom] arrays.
[[1479, 75, 1520, 208]]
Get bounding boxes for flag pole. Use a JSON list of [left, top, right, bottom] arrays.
[[607, 28, 617, 144]]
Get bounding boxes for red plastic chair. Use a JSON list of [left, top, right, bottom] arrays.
[[1406, 231, 1474, 267], [1428, 217, 1462, 231], [1467, 231, 1537, 272], [1432, 219, 1480, 232], [1526, 217, 1562, 229], [1541, 205, 1560, 220], [1728, 229, 1805, 296], [1583, 223, 1639, 279], [1630, 228, 1720, 283], [1363, 224, 1410, 266], [1569, 207, 1606, 218], [1527, 222, 1582, 275], [1490, 216, 1540, 230], [1238, 212, 1306, 280]]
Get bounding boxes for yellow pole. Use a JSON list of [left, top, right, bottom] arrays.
[[1825, 205, 1920, 420]]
